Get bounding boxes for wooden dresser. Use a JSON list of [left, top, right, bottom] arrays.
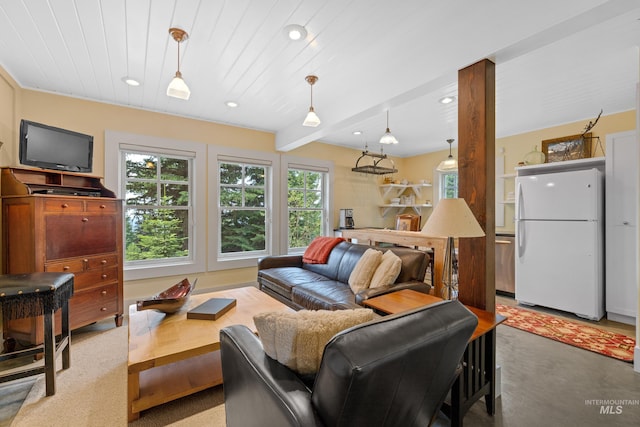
[[1, 167, 123, 346]]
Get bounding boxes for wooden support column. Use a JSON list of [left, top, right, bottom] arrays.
[[457, 59, 495, 311]]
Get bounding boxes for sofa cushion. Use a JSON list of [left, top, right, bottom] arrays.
[[258, 267, 331, 300], [292, 281, 361, 310], [348, 248, 383, 293], [386, 246, 430, 283], [335, 243, 372, 284], [370, 250, 402, 288], [302, 241, 351, 281], [253, 308, 375, 375]]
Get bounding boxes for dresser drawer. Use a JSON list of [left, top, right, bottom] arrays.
[[43, 199, 84, 212], [86, 200, 119, 213], [70, 284, 119, 327], [73, 266, 119, 290], [45, 215, 117, 259], [45, 258, 86, 273], [86, 254, 119, 270]]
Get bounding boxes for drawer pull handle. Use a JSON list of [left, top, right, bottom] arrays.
[[100, 307, 107, 311], [101, 260, 107, 265], [63, 266, 70, 271], [101, 290, 107, 296], [101, 274, 108, 279], [100, 204, 106, 209], [62, 203, 69, 208], [82, 217, 89, 222]]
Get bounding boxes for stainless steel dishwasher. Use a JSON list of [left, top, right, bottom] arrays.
[[495, 233, 515, 295]]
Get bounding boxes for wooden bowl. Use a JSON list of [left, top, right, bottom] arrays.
[[136, 278, 197, 314]]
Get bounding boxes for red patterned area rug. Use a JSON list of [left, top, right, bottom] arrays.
[[496, 304, 635, 362]]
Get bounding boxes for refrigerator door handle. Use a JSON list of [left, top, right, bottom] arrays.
[[516, 182, 525, 256], [515, 181, 523, 222]]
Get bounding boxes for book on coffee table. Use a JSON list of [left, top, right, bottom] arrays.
[[187, 298, 237, 320]]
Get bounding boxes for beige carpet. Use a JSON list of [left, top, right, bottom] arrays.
[[10, 318, 226, 426]]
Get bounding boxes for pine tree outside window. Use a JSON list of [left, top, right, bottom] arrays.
[[218, 161, 269, 257], [287, 168, 326, 250], [123, 151, 191, 263]]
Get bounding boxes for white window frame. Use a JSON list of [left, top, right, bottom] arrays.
[[280, 156, 334, 255], [434, 169, 458, 206], [104, 130, 207, 281], [208, 146, 280, 270]]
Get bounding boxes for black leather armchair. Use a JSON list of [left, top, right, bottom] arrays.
[[220, 300, 478, 427]]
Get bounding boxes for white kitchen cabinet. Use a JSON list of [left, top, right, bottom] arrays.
[[605, 130, 638, 324]]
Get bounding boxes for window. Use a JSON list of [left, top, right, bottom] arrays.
[[218, 161, 269, 257], [104, 131, 206, 280], [281, 157, 333, 254], [123, 151, 191, 262], [287, 168, 325, 250], [208, 148, 279, 270], [439, 172, 458, 199]]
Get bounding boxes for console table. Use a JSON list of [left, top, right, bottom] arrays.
[[363, 289, 506, 427], [1, 167, 123, 348]]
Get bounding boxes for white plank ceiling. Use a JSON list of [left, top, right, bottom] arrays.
[[0, 0, 638, 157]]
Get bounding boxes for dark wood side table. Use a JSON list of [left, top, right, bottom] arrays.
[[363, 289, 506, 427]]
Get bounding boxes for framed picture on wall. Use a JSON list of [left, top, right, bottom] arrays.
[[541, 133, 592, 163]]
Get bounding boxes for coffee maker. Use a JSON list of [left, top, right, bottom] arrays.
[[339, 208, 355, 229]]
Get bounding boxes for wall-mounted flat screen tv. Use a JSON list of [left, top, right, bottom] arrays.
[[19, 119, 94, 173]]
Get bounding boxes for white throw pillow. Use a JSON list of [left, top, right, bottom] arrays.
[[369, 250, 403, 288], [253, 309, 375, 375], [348, 248, 383, 293]]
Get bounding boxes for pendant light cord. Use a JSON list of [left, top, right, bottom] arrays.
[[177, 39, 181, 74]]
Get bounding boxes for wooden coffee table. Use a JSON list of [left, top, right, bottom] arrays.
[[127, 286, 293, 421], [363, 289, 506, 427]]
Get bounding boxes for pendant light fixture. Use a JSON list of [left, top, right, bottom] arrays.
[[436, 139, 458, 171], [379, 110, 399, 144], [167, 27, 191, 100], [302, 75, 321, 127]]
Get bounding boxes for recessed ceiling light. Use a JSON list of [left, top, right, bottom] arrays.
[[122, 77, 140, 86], [225, 101, 239, 108], [283, 24, 307, 41], [352, 131, 362, 135], [439, 96, 456, 104]]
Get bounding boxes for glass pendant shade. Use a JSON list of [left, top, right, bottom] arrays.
[[167, 71, 191, 100], [436, 156, 458, 171], [379, 129, 399, 145], [303, 107, 321, 127]]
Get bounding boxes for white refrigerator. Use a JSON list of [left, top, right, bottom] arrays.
[[515, 168, 604, 320]]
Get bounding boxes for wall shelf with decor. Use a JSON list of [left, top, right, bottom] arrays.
[[379, 183, 433, 216]]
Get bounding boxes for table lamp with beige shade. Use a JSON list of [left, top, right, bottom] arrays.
[[421, 198, 485, 300]]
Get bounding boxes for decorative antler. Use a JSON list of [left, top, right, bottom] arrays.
[[582, 109, 602, 136]]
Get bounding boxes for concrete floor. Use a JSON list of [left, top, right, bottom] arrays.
[[462, 300, 640, 427]]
